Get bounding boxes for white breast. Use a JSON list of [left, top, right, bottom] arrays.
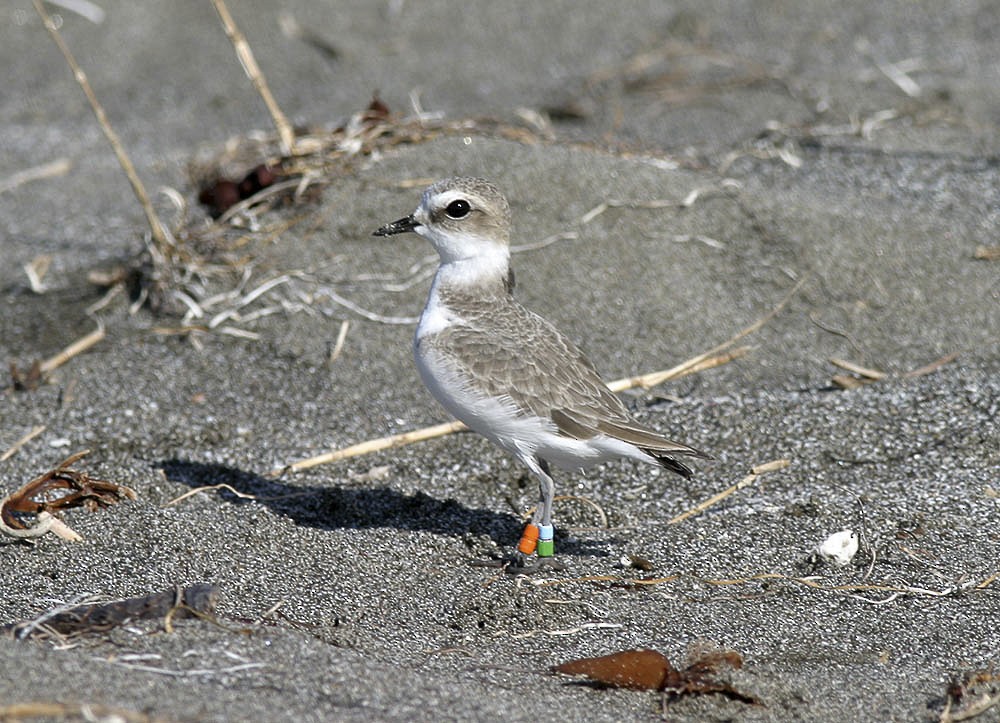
[[414, 340, 654, 472]]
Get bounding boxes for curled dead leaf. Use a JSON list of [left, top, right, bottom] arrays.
[[553, 643, 760, 705]]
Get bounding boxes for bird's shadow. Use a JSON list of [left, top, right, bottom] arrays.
[[157, 459, 610, 558]]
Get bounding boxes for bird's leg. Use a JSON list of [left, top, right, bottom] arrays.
[[534, 458, 555, 557], [510, 457, 564, 572], [467, 456, 564, 573]]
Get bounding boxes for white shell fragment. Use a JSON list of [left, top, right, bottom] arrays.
[[816, 529, 860, 567]]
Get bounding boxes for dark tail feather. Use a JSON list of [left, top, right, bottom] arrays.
[[643, 449, 696, 479]]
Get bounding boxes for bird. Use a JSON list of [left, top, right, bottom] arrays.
[[374, 177, 709, 571]]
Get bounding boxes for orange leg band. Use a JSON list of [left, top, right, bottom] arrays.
[[517, 523, 540, 555]]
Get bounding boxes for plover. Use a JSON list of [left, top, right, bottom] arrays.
[[374, 177, 709, 570]]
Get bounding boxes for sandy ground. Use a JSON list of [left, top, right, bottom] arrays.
[[1, 1, 998, 721]]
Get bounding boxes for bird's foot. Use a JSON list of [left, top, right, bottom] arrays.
[[506, 552, 567, 574], [468, 551, 567, 574], [468, 522, 564, 573]]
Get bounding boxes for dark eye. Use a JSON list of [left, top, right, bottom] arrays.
[[445, 199, 471, 218]]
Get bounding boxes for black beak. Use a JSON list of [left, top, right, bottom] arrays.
[[373, 214, 419, 237]]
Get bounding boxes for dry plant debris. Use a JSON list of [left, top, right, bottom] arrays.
[[530, 569, 998, 607], [938, 668, 1000, 722], [2, 584, 218, 642], [669, 458, 790, 525], [6, 325, 105, 393], [0, 426, 46, 462], [553, 642, 760, 705], [0, 450, 135, 541], [829, 352, 959, 390], [0, 701, 166, 723], [33, 0, 170, 251], [0, 157, 72, 195]]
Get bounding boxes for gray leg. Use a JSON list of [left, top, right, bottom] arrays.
[[519, 454, 554, 526], [509, 454, 563, 571]]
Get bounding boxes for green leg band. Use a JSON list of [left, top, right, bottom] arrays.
[[537, 539, 555, 557]]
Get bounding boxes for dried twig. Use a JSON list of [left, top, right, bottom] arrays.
[[273, 420, 466, 476], [328, 320, 350, 363], [164, 483, 313, 507], [832, 352, 960, 389], [32, 0, 170, 250], [609, 346, 750, 392], [531, 570, 999, 605], [8, 326, 104, 392], [578, 180, 741, 225], [211, 0, 296, 155], [39, 324, 106, 375], [829, 357, 886, 380], [0, 158, 72, 194], [23, 254, 52, 293], [0, 702, 161, 723], [0, 426, 46, 462], [941, 692, 1000, 723], [670, 459, 790, 525], [902, 352, 960, 378], [941, 673, 1000, 723]]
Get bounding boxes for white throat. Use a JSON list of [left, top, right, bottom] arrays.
[[416, 225, 510, 291], [433, 247, 510, 289]]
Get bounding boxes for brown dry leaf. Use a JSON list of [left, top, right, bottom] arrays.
[[553, 648, 678, 691], [0, 450, 136, 538], [553, 643, 761, 705]]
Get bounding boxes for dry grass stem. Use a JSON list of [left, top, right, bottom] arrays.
[[809, 312, 865, 356], [669, 459, 791, 525], [37, 511, 83, 542], [902, 352, 960, 378], [829, 357, 886, 380], [23, 254, 52, 293], [832, 352, 959, 389], [273, 420, 467, 476], [608, 346, 750, 392], [32, 0, 170, 250], [328, 320, 350, 363], [164, 483, 314, 506], [1, 425, 46, 462], [46, 0, 106, 24], [211, 0, 296, 155], [39, 324, 105, 375], [579, 180, 741, 225], [554, 494, 610, 529], [0, 158, 72, 194], [856, 38, 923, 98], [531, 569, 998, 604], [0, 703, 160, 723], [318, 287, 419, 325], [941, 691, 1000, 723]]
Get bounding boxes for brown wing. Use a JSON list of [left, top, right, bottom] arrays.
[[427, 292, 708, 468], [428, 294, 633, 421]]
